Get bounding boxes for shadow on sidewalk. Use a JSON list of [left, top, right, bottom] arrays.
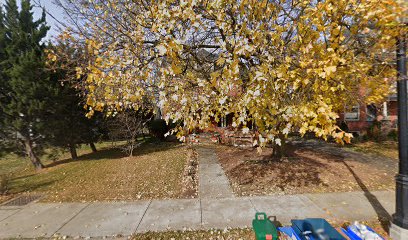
[[341, 160, 391, 232]]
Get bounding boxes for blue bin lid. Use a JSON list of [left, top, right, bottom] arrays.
[[291, 218, 346, 240]]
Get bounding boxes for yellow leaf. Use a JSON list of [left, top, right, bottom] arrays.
[[171, 63, 183, 74], [324, 66, 337, 77]]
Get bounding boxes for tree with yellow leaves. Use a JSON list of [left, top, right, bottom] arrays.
[[52, 0, 407, 157]]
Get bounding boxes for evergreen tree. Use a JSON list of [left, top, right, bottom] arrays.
[[46, 41, 105, 160], [48, 71, 103, 159], [0, 0, 53, 170], [0, 7, 6, 58], [0, 6, 11, 154], [0, 5, 7, 113]]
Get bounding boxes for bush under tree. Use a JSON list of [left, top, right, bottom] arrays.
[[107, 110, 152, 156]]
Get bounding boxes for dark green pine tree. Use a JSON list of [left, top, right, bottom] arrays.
[[0, 6, 12, 154], [0, 0, 55, 170], [48, 70, 103, 160], [0, 7, 6, 61], [44, 40, 105, 160], [0, 5, 8, 117]]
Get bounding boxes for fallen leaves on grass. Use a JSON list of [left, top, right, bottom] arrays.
[[349, 141, 398, 160], [2, 142, 189, 202]]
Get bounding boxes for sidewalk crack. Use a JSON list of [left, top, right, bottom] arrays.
[[248, 198, 258, 212]]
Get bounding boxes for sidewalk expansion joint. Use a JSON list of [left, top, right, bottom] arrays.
[[134, 199, 152, 234], [0, 207, 24, 223]]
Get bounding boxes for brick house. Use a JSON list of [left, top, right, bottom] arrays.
[[202, 94, 399, 144], [338, 94, 398, 136], [197, 94, 399, 146]]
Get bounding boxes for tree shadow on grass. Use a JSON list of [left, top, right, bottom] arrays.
[[8, 178, 57, 194], [130, 141, 182, 157], [44, 141, 182, 168]]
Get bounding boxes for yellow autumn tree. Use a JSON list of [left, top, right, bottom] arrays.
[[52, 0, 407, 155]]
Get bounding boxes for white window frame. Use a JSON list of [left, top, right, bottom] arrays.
[[220, 116, 227, 128], [366, 104, 376, 122], [344, 104, 360, 121]]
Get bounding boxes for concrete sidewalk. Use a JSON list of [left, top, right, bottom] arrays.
[[0, 190, 394, 239], [197, 146, 234, 199]]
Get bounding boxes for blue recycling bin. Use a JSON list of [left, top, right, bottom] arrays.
[[291, 218, 346, 240], [341, 225, 384, 240]]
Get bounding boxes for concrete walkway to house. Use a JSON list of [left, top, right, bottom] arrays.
[[197, 146, 234, 199], [0, 190, 395, 238]]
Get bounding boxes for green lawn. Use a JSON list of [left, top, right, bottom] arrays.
[[0, 141, 188, 202]]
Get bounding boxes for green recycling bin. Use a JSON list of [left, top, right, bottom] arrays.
[[252, 212, 278, 240]]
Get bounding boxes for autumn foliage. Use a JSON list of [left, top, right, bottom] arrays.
[[51, 0, 407, 146]]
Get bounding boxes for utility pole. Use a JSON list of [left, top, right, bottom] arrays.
[[390, 19, 408, 240]]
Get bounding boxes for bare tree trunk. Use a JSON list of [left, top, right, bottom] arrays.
[[24, 139, 44, 170], [129, 146, 134, 157], [69, 144, 78, 159], [272, 144, 283, 159], [89, 142, 97, 152], [127, 139, 135, 157]]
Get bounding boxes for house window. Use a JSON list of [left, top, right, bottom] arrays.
[[344, 104, 360, 121], [366, 104, 377, 122], [220, 116, 227, 128], [218, 114, 233, 128]]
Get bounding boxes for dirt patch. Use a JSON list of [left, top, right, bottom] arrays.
[[216, 142, 395, 196]]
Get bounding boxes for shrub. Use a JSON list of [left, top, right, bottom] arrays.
[[148, 119, 168, 140], [339, 121, 349, 133], [361, 134, 369, 142], [388, 129, 398, 141], [367, 120, 385, 142]]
